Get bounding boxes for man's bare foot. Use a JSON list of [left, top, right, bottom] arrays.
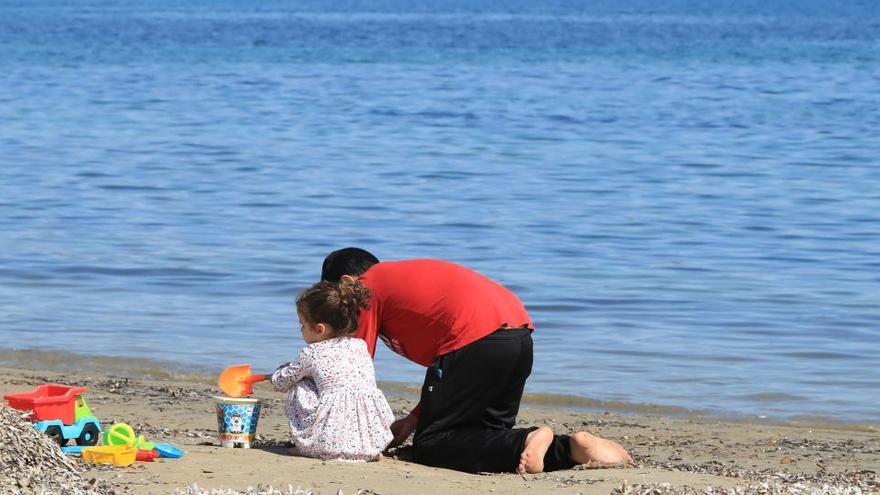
[[569, 431, 632, 465], [369, 453, 383, 462], [517, 427, 554, 474]]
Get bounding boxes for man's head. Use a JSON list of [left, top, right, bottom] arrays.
[[321, 247, 380, 282]]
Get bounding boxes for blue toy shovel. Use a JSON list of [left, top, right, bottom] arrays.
[[154, 443, 184, 458]]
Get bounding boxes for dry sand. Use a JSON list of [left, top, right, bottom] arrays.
[[1, 367, 877, 494]]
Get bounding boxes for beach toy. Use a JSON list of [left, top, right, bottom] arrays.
[[82, 445, 137, 467], [4, 384, 102, 447], [215, 396, 262, 448], [218, 364, 267, 398], [136, 449, 160, 462], [154, 443, 184, 458], [4, 385, 86, 424], [104, 423, 136, 446], [135, 435, 156, 450], [105, 423, 156, 450]]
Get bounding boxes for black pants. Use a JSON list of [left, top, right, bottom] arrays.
[[412, 327, 576, 473]]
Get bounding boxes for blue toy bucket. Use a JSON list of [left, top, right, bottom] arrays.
[[214, 396, 262, 448]]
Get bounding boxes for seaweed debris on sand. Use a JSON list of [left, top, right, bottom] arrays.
[[0, 405, 111, 495], [174, 485, 320, 495], [612, 475, 878, 495]]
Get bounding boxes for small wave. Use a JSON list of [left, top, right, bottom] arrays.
[[51, 265, 230, 279], [237, 202, 286, 208], [526, 303, 584, 313], [0, 349, 215, 384], [779, 351, 860, 360], [740, 392, 806, 402], [0, 268, 53, 281], [437, 222, 493, 230], [521, 392, 695, 416], [413, 110, 478, 121], [97, 184, 166, 192], [75, 171, 115, 178], [416, 170, 492, 180], [677, 162, 722, 169], [546, 114, 584, 125]]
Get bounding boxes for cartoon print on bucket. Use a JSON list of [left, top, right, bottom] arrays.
[[215, 396, 262, 448]]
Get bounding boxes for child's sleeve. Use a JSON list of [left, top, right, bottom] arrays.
[[270, 348, 312, 392]]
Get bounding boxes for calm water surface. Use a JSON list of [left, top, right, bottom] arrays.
[[1, 0, 879, 423]]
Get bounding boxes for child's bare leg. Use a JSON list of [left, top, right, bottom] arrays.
[[570, 431, 632, 465], [517, 427, 554, 474]]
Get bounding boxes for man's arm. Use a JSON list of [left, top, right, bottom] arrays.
[[351, 279, 420, 447], [389, 413, 419, 448], [354, 291, 380, 356]]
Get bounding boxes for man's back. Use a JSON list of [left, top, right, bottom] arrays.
[[355, 259, 532, 366]]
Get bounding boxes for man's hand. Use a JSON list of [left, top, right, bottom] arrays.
[[388, 413, 419, 448]]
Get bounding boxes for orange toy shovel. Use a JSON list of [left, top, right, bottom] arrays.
[[218, 364, 267, 398]]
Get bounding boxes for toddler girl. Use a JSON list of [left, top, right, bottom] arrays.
[[271, 279, 394, 461]]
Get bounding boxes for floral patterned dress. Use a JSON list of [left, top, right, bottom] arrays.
[[271, 336, 394, 461]]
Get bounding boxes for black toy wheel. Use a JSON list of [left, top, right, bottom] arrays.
[[77, 423, 100, 446], [44, 425, 65, 446]]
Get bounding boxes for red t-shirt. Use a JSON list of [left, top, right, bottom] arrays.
[[355, 259, 533, 366]]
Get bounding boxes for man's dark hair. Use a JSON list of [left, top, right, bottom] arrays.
[[321, 247, 380, 282]]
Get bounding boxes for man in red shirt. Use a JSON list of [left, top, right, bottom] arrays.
[[321, 247, 631, 473]]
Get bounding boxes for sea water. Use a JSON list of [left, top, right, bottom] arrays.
[[1, 0, 878, 424]]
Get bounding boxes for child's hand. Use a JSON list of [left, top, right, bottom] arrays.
[[275, 362, 295, 372]]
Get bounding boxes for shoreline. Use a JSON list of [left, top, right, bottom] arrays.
[[1, 348, 875, 431], [2, 365, 878, 494]]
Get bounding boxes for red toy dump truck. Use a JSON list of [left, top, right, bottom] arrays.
[[4, 384, 102, 446]]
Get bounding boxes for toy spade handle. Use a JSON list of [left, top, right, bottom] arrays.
[[246, 374, 267, 385]]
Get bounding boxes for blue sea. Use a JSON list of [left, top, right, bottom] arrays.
[[1, 0, 878, 424]]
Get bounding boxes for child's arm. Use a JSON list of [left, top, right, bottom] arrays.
[[270, 348, 312, 393]]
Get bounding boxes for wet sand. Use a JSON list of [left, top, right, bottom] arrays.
[[1, 366, 877, 494]]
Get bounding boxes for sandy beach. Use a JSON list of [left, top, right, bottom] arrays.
[[1, 366, 877, 495]]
